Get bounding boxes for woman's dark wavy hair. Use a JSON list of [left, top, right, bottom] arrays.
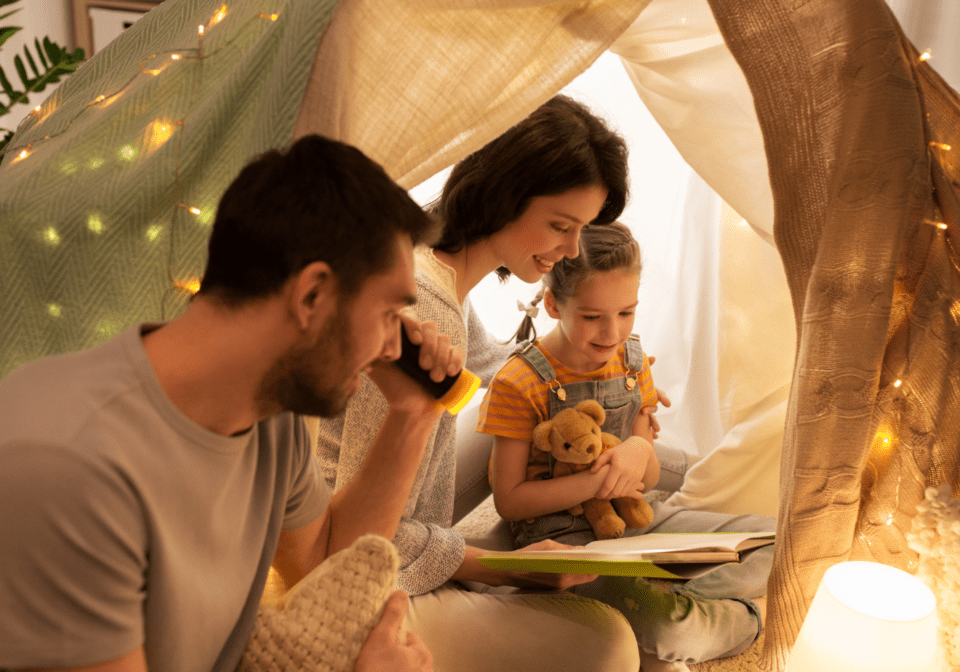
[[198, 135, 438, 305], [431, 94, 629, 280]]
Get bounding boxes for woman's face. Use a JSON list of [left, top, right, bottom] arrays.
[[492, 184, 609, 283]]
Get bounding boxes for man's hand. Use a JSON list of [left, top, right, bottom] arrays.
[[367, 311, 464, 414], [356, 591, 433, 672]]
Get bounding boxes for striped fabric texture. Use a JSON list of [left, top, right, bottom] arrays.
[[476, 340, 657, 441], [0, 0, 339, 379]]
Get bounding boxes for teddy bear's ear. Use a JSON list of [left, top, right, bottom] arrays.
[[532, 420, 553, 452], [575, 400, 606, 425]]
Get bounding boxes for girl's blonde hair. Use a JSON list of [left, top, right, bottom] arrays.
[[512, 221, 641, 343]]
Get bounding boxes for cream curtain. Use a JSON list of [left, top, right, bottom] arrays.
[[293, 0, 647, 188]]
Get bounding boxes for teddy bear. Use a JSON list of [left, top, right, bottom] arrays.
[[531, 399, 655, 540]]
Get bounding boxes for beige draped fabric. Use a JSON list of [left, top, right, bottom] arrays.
[[706, 0, 960, 669], [293, 0, 648, 188], [300, 1, 960, 669]]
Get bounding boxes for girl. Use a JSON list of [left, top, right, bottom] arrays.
[[315, 95, 642, 672], [477, 222, 775, 671]]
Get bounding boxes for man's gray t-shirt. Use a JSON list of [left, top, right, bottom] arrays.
[[0, 324, 329, 671]]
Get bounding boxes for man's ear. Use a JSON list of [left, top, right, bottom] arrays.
[[290, 261, 337, 330], [543, 288, 561, 319]]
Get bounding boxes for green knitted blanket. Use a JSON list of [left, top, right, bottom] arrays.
[[0, 0, 337, 378]]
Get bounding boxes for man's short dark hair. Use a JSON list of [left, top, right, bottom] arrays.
[[198, 135, 438, 304]]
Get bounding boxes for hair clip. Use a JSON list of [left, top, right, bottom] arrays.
[[516, 299, 539, 319]]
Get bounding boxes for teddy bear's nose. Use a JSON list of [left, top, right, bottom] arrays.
[[587, 445, 595, 453], [564, 442, 572, 450]]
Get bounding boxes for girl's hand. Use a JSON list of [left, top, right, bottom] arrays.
[[589, 436, 653, 500]]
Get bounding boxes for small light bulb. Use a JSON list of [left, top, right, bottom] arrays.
[[198, 24, 205, 35], [920, 50, 932, 61], [938, 223, 948, 230], [189, 206, 201, 215], [893, 379, 902, 388], [172, 54, 181, 60], [18, 149, 28, 159], [269, 13, 278, 20], [930, 142, 952, 151], [34, 105, 41, 112]]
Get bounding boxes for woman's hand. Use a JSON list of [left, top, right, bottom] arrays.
[[588, 436, 652, 500], [639, 354, 671, 439], [458, 540, 598, 591]]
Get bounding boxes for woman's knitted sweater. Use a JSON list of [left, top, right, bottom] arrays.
[[315, 250, 512, 595]]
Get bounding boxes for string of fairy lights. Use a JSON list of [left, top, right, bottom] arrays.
[[858, 48, 957, 554], [1, 3, 281, 311], [0, 17, 955, 430]]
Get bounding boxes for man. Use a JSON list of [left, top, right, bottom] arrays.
[[0, 135, 457, 671]]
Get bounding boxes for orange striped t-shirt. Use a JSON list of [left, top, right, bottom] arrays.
[[475, 339, 657, 441]]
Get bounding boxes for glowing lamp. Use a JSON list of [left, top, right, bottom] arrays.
[[786, 561, 939, 672]]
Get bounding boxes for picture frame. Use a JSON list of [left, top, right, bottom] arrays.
[[70, 0, 164, 58]]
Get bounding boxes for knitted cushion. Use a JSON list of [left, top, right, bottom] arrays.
[[239, 534, 399, 672]]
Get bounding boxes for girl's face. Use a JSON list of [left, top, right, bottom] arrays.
[[491, 185, 608, 284], [544, 267, 640, 372]]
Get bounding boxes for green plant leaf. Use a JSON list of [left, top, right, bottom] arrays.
[[0, 24, 20, 49], [0, 0, 22, 10], [0, 65, 17, 98], [13, 54, 29, 88], [34, 37, 49, 69], [23, 43, 39, 78], [0, 128, 14, 165]]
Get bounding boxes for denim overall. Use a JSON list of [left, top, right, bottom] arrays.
[[509, 337, 776, 664], [510, 334, 650, 548]]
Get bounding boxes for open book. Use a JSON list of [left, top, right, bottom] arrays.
[[477, 532, 775, 580]]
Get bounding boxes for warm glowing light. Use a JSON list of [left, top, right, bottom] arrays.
[[893, 379, 902, 388], [189, 206, 201, 215], [145, 225, 164, 242], [42, 227, 60, 245], [175, 278, 202, 294], [929, 141, 951, 151], [198, 24, 205, 34], [87, 213, 105, 234], [118, 144, 138, 161], [148, 119, 177, 150], [871, 426, 895, 457], [270, 13, 278, 20], [47, 303, 63, 318], [88, 157, 104, 170], [920, 50, 932, 61], [938, 222, 948, 230], [34, 105, 41, 112], [211, 4, 227, 23], [171, 54, 182, 60], [17, 149, 29, 160], [93, 95, 106, 104], [786, 561, 938, 672]]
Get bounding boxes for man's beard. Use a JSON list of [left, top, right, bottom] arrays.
[[257, 305, 357, 418]]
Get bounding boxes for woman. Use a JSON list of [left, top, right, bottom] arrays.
[[315, 94, 638, 672]]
